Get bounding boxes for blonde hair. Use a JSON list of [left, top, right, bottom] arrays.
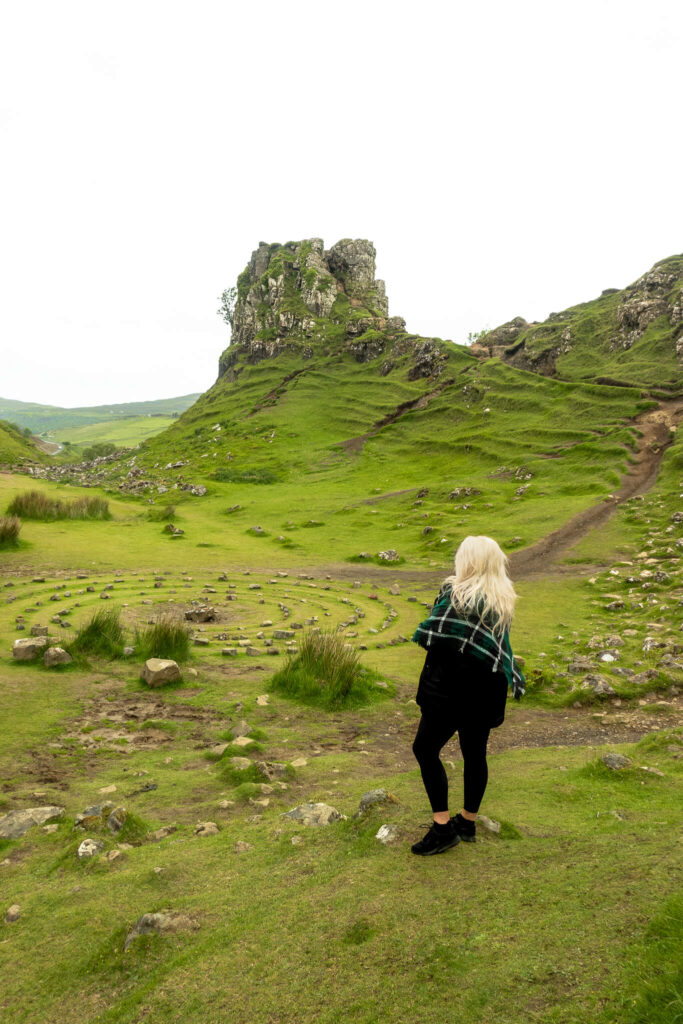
[[444, 535, 517, 636]]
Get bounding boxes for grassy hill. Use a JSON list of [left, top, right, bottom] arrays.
[[0, 419, 48, 466], [478, 254, 683, 391]]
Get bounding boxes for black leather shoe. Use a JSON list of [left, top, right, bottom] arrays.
[[411, 822, 460, 856], [450, 813, 476, 842]]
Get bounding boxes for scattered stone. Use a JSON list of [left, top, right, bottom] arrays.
[[602, 753, 632, 770], [375, 824, 399, 844], [5, 904, 21, 923], [477, 815, 501, 834], [0, 806, 65, 839], [228, 757, 252, 771], [234, 841, 253, 854], [141, 658, 181, 687], [77, 838, 104, 859], [194, 821, 219, 837], [290, 757, 307, 768], [255, 694, 270, 706], [639, 765, 665, 777], [581, 674, 616, 696], [354, 788, 399, 818], [124, 911, 199, 951], [147, 825, 178, 842], [184, 607, 215, 623], [105, 850, 122, 863], [281, 803, 345, 826], [98, 784, 117, 795], [29, 625, 48, 637], [43, 646, 72, 667]]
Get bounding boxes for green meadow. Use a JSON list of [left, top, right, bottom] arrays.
[[0, 403, 681, 1022]]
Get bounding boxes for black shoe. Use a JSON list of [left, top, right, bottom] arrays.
[[450, 813, 476, 842], [411, 821, 460, 856]]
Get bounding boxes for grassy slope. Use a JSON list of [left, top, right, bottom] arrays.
[[504, 254, 683, 389], [0, 420, 47, 467]]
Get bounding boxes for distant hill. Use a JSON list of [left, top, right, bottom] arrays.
[[0, 393, 202, 434]]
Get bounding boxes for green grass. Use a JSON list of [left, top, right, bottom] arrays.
[[133, 615, 192, 663], [268, 630, 390, 709], [66, 606, 126, 659]]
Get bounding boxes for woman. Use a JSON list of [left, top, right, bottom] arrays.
[[410, 535, 525, 856]]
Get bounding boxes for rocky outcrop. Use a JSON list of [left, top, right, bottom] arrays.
[[487, 255, 683, 379], [218, 238, 400, 373], [611, 265, 680, 351]]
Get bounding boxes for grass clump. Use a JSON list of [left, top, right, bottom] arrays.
[[133, 615, 191, 663], [0, 514, 21, 548], [268, 630, 388, 710], [6, 489, 111, 520], [146, 503, 176, 522], [67, 607, 126, 659]]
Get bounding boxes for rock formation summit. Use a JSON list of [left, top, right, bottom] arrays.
[[218, 238, 407, 377]]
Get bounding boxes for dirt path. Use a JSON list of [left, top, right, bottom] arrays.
[[509, 396, 683, 578]]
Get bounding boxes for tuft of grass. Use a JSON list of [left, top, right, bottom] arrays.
[[267, 629, 389, 710], [66, 606, 126, 659], [146, 503, 176, 522], [133, 615, 192, 662], [6, 489, 111, 520], [0, 514, 21, 547], [342, 918, 375, 945]]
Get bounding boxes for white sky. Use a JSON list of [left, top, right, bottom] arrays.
[[1, 0, 681, 408]]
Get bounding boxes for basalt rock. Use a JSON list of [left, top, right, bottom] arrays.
[[218, 238, 401, 374]]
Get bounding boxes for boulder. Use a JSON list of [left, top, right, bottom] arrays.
[[602, 753, 632, 770], [141, 658, 181, 687], [43, 647, 72, 667], [580, 674, 616, 696], [12, 637, 48, 661], [281, 802, 345, 826], [184, 607, 215, 623], [0, 806, 65, 839]]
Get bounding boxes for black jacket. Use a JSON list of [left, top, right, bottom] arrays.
[[416, 641, 508, 729]]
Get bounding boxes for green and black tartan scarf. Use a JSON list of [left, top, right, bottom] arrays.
[[412, 583, 526, 699]]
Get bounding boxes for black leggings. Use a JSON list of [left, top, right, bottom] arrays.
[[412, 709, 490, 814]]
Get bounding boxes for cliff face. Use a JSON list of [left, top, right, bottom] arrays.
[[218, 238, 406, 378]]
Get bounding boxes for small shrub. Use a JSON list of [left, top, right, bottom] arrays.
[[6, 490, 111, 521], [66, 607, 126, 659], [133, 615, 191, 663], [0, 514, 21, 548], [147, 504, 176, 522], [268, 630, 387, 710]]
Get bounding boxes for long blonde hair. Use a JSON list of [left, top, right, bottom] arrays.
[[444, 535, 517, 636]]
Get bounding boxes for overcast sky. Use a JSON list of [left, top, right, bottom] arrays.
[[1, 0, 681, 409]]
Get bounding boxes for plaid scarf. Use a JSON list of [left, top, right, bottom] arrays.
[[412, 583, 526, 699]]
